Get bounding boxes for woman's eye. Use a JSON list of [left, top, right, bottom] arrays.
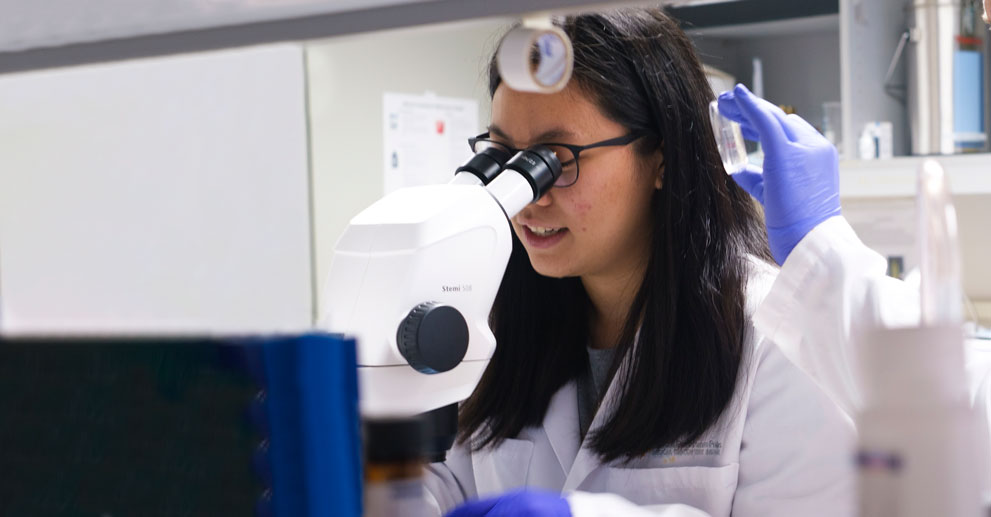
[[545, 146, 575, 168]]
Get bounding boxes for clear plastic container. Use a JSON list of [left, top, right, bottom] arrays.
[[708, 100, 748, 175]]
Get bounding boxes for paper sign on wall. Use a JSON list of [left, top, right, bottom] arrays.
[[383, 92, 479, 193]]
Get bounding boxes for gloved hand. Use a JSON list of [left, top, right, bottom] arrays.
[[717, 83, 841, 265], [445, 489, 571, 517]]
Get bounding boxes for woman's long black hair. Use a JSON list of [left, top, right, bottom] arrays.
[[458, 8, 772, 462]]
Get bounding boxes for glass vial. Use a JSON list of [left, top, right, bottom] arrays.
[[709, 100, 748, 174]]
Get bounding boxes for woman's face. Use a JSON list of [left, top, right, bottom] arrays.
[[490, 83, 661, 281]]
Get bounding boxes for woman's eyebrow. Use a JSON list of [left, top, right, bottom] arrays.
[[487, 124, 576, 144], [486, 124, 513, 141]]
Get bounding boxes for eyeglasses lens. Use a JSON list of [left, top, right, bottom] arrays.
[[543, 145, 578, 187], [472, 139, 509, 154]]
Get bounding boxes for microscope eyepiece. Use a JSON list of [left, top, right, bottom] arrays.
[[455, 147, 512, 186], [503, 145, 562, 201]]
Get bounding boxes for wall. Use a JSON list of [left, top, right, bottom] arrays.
[[0, 44, 314, 333], [306, 17, 511, 316]]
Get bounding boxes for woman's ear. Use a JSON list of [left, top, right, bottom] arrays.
[[654, 158, 666, 190]]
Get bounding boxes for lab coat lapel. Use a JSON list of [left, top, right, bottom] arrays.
[[542, 381, 581, 475], [563, 351, 630, 491]]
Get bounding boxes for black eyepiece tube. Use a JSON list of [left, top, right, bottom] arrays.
[[455, 147, 511, 185], [503, 145, 562, 201]]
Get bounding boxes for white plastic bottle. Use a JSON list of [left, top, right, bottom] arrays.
[[857, 325, 980, 517], [856, 160, 982, 517]]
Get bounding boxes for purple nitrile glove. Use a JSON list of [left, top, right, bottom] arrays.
[[717, 83, 841, 265], [445, 489, 571, 517]]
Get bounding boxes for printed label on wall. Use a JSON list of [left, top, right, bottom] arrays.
[[383, 92, 479, 193]]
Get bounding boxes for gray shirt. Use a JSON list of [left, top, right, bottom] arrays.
[[577, 345, 617, 440]]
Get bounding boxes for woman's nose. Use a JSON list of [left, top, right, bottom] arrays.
[[533, 190, 553, 207]]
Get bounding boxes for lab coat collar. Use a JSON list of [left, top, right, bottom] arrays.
[[543, 380, 581, 475], [563, 347, 632, 491]]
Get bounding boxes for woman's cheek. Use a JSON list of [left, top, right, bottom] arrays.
[[572, 199, 593, 216]]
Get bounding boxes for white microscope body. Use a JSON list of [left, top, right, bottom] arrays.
[[320, 147, 560, 419]]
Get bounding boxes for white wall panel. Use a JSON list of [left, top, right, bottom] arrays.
[[0, 44, 314, 334]]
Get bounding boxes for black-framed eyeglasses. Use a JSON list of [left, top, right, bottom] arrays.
[[467, 131, 644, 188]]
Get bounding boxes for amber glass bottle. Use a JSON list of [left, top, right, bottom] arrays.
[[363, 417, 432, 516]]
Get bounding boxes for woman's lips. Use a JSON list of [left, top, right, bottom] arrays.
[[521, 224, 569, 249]]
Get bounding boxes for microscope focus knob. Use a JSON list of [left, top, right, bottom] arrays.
[[397, 302, 469, 374]]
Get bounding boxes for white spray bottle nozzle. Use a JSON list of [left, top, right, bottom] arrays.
[[918, 159, 963, 326]]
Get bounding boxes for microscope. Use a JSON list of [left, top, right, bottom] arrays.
[[320, 144, 562, 460]]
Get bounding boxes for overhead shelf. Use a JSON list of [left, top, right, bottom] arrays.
[[667, 0, 837, 30], [0, 0, 625, 74], [839, 153, 991, 198], [684, 14, 838, 38]]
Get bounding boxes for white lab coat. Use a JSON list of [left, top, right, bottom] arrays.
[[753, 215, 991, 490], [424, 260, 855, 517]]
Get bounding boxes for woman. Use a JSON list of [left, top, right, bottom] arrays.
[[426, 8, 854, 517]]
